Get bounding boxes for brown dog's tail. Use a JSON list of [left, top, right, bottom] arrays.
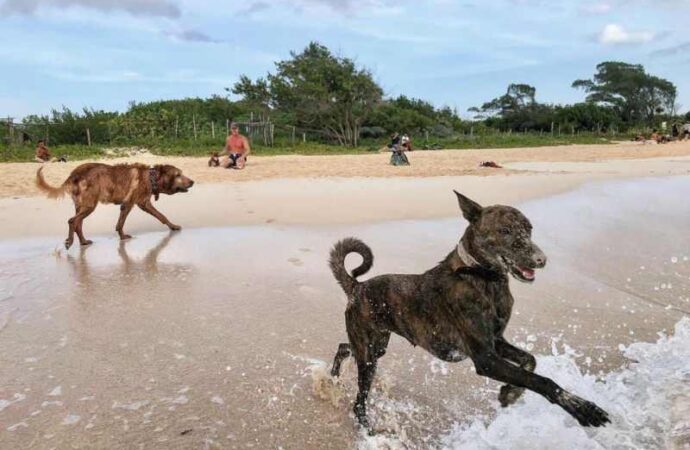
[[36, 167, 69, 199], [329, 237, 374, 296]]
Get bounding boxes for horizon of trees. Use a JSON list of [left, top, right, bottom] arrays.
[[5, 43, 689, 147]]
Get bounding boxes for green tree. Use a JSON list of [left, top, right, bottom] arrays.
[[233, 42, 383, 146], [572, 62, 677, 124], [469, 83, 537, 117]]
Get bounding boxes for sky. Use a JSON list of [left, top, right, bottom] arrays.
[[0, 0, 689, 119]]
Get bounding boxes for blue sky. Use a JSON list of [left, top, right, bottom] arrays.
[[0, 0, 688, 119]]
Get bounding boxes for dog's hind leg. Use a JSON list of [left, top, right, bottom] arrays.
[[495, 338, 536, 407], [74, 205, 96, 247], [330, 343, 351, 377], [348, 325, 391, 429]]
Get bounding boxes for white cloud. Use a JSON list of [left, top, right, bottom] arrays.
[[0, 0, 181, 18], [579, 2, 612, 14], [598, 24, 655, 45]]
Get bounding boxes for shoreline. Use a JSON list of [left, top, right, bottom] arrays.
[[0, 154, 689, 242]]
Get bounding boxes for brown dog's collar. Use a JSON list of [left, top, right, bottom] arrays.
[[149, 167, 160, 201]]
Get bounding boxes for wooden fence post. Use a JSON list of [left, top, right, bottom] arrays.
[[175, 117, 179, 138], [550, 122, 554, 135], [212, 121, 215, 139], [470, 126, 474, 138], [302, 132, 306, 143], [192, 114, 197, 141], [292, 126, 296, 145], [226, 119, 230, 136], [86, 128, 92, 146]]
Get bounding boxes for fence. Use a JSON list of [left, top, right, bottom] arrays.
[[1, 114, 661, 149]]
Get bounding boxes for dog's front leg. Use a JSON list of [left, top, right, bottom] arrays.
[[138, 201, 181, 231], [116, 203, 134, 240], [495, 338, 536, 406], [470, 346, 610, 427]]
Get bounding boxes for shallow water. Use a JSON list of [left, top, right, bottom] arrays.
[[0, 176, 689, 449]]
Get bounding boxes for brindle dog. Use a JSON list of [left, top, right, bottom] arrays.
[[329, 191, 610, 430], [36, 163, 194, 249]]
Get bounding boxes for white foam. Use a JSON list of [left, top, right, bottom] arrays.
[[112, 400, 150, 411], [440, 318, 690, 450]]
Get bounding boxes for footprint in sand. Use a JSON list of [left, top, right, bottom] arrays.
[[299, 248, 312, 253], [265, 219, 276, 224], [288, 258, 303, 267]]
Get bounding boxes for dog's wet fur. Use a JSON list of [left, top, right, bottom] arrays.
[[36, 163, 194, 249], [329, 191, 610, 431]]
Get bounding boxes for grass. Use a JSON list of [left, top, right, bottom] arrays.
[[0, 133, 622, 163]]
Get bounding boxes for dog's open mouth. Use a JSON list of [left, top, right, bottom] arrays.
[[176, 187, 190, 193], [502, 257, 536, 283]]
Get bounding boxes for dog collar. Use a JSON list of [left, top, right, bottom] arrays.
[[456, 242, 479, 267], [148, 167, 160, 201]]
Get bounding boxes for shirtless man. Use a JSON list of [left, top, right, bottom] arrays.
[[220, 123, 251, 169], [35, 140, 53, 162]]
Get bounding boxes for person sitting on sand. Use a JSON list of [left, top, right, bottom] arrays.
[[220, 123, 251, 169], [388, 132, 410, 166], [401, 133, 413, 151], [35, 140, 52, 163]]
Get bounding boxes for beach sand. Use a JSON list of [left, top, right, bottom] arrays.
[[0, 144, 689, 448]]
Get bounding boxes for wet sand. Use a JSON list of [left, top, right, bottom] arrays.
[[1, 175, 689, 449]]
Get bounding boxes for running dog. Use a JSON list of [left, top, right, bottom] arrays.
[[36, 163, 194, 249], [328, 191, 610, 430]]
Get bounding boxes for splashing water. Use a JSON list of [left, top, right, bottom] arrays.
[[441, 318, 690, 450]]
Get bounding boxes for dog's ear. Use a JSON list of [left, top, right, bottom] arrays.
[[454, 190, 482, 223]]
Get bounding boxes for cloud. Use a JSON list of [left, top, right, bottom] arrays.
[[0, 0, 181, 18], [166, 29, 220, 44], [650, 41, 690, 57], [579, 2, 612, 14], [598, 24, 655, 45], [242, 0, 398, 15]]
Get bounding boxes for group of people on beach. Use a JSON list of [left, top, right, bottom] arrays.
[[635, 123, 690, 145]]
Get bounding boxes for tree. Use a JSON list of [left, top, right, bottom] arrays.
[[469, 83, 537, 117], [233, 42, 383, 146], [572, 62, 677, 124]]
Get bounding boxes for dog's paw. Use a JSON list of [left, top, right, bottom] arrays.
[[560, 393, 611, 427], [64, 239, 73, 250], [169, 224, 181, 231], [499, 384, 525, 407], [120, 234, 133, 241], [80, 240, 93, 247]]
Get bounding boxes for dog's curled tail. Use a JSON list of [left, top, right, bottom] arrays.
[[36, 167, 69, 199], [329, 237, 374, 296]]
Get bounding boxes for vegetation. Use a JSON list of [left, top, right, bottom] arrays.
[[1, 43, 686, 162]]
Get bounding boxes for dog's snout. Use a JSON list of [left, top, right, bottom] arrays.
[[533, 253, 547, 268]]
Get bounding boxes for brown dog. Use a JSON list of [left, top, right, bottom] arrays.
[[36, 163, 194, 249]]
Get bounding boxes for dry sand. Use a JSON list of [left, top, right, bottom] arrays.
[[3, 140, 690, 199], [2, 141, 690, 241]]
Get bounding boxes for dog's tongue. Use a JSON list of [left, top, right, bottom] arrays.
[[520, 267, 535, 280]]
